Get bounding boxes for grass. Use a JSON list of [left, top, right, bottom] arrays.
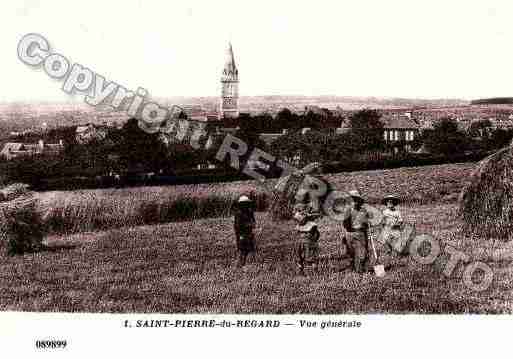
[[1, 203, 512, 313], [2, 161, 509, 313], [35, 162, 476, 234]]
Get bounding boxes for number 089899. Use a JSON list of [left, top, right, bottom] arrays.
[[35, 340, 67, 349]]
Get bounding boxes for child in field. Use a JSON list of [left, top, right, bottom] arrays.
[[293, 204, 321, 275], [233, 195, 256, 267], [342, 190, 371, 273], [379, 194, 404, 255]]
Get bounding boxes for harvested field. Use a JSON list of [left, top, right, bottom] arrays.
[[37, 163, 475, 234], [324, 162, 474, 204], [1, 204, 511, 313]]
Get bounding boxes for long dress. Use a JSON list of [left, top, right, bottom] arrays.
[[234, 208, 256, 255]]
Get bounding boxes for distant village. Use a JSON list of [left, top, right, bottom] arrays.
[[1, 44, 513, 184], [2, 104, 513, 162]]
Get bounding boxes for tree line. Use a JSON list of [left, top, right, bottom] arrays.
[[1, 109, 512, 188]]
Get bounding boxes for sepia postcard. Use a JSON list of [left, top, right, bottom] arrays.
[[1, 0, 512, 357]]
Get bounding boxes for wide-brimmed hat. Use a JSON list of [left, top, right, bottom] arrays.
[[304, 208, 321, 219], [236, 195, 255, 210], [293, 204, 321, 220], [294, 210, 321, 225], [382, 194, 400, 205], [238, 195, 252, 203], [348, 190, 364, 202], [293, 203, 307, 212], [297, 222, 318, 232]]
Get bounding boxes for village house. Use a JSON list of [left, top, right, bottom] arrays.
[[0, 139, 64, 160], [335, 118, 351, 134], [75, 123, 108, 144], [258, 129, 289, 146], [491, 116, 513, 130], [303, 105, 332, 119], [381, 113, 420, 153]]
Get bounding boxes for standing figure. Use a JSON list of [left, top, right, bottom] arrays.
[[342, 190, 370, 273], [293, 204, 321, 275], [380, 194, 404, 255], [233, 195, 256, 266]]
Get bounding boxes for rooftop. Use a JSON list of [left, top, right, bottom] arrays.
[[381, 115, 419, 129]]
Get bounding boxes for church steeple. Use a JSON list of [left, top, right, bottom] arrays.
[[222, 42, 238, 82], [220, 42, 239, 118]]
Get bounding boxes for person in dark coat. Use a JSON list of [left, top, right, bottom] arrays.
[[233, 195, 256, 266]]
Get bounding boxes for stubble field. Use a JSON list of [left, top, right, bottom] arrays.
[[36, 163, 475, 234], [1, 201, 512, 313]]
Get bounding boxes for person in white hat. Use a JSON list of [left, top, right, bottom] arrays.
[[233, 195, 256, 266], [293, 203, 321, 275], [379, 194, 404, 255], [342, 190, 371, 273]]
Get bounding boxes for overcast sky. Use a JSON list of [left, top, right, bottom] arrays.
[[1, 0, 513, 102]]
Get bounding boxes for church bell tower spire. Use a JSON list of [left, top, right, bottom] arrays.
[[220, 42, 239, 119]]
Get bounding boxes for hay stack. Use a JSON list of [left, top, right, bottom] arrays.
[[0, 183, 45, 255], [269, 170, 307, 221], [459, 146, 513, 240], [269, 162, 329, 221]]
